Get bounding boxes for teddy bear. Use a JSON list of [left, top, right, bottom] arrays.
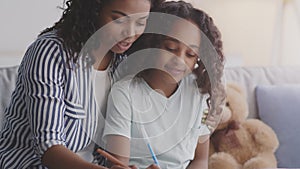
[[208, 83, 279, 169]]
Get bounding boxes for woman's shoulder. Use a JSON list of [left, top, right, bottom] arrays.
[[25, 30, 66, 55], [22, 30, 69, 65], [35, 30, 64, 47]]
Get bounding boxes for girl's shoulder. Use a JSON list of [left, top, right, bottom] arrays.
[[181, 74, 209, 98], [181, 74, 198, 89], [112, 75, 136, 89], [111, 75, 148, 95]]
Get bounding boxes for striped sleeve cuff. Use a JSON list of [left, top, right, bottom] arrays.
[[34, 140, 66, 158]]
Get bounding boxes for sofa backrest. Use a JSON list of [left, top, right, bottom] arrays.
[[224, 66, 300, 119], [0, 66, 18, 129], [1, 66, 300, 127]]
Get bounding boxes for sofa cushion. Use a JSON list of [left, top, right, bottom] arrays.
[[225, 66, 300, 118], [0, 66, 18, 129], [256, 85, 300, 168]]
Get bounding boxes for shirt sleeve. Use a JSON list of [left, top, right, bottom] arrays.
[[198, 123, 211, 136], [102, 82, 132, 143], [195, 94, 211, 136], [23, 38, 67, 158]]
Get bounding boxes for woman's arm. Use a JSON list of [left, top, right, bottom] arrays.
[[42, 145, 136, 169], [26, 40, 129, 169], [186, 137, 209, 169], [42, 145, 108, 169]]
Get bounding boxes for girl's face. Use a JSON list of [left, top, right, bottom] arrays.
[[155, 20, 201, 83], [98, 0, 151, 54]]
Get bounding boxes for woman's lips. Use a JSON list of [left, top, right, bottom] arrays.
[[116, 41, 133, 51]]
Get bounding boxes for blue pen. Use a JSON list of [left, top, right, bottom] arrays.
[[147, 143, 160, 166], [139, 123, 160, 168]]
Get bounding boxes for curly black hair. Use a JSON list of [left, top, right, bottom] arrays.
[[129, 1, 226, 123], [40, 0, 165, 64]]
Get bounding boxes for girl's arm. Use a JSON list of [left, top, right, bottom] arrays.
[[105, 134, 160, 169], [106, 135, 131, 166], [103, 88, 160, 169], [186, 137, 209, 169]]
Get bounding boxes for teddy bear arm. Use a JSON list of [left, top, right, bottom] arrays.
[[243, 152, 277, 169], [209, 141, 216, 156], [209, 152, 241, 169], [243, 119, 279, 151]]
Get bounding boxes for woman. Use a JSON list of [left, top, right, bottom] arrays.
[[0, 0, 163, 168]]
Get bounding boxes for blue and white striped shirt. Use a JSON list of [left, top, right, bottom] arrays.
[[0, 32, 123, 168]]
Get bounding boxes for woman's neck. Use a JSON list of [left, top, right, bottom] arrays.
[[93, 49, 114, 71], [142, 70, 179, 98]]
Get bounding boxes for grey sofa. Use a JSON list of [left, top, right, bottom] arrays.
[[1, 65, 300, 167], [0, 66, 18, 129]]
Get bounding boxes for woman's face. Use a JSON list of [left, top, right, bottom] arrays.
[[98, 0, 151, 54], [155, 20, 201, 83]]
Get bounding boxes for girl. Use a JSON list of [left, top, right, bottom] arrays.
[[0, 0, 163, 168], [102, 1, 225, 169]]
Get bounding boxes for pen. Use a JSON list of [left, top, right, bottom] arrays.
[[139, 125, 160, 167], [136, 112, 160, 167], [147, 143, 160, 166], [96, 148, 127, 167]]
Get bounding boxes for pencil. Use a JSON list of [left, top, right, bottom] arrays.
[[96, 148, 127, 167]]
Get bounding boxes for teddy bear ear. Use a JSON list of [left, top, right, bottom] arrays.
[[225, 82, 249, 121], [226, 82, 246, 97]]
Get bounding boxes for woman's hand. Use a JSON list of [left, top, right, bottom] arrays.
[[110, 164, 159, 169], [110, 165, 137, 169], [146, 164, 160, 169]]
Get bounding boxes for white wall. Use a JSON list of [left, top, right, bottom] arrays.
[[190, 0, 279, 67], [280, 0, 300, 66], [0, 0, 63, 67], [1, 0, 300, 67], [182, 0, 300, 67]]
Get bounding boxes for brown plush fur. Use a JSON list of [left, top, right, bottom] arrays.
[[208, 83, 279, 169]]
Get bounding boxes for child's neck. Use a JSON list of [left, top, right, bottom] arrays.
[[142, 70, 179, 98]]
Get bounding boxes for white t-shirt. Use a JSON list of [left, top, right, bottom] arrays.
[[103, 74, 210, 169], [76, 67, 111, 162]]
